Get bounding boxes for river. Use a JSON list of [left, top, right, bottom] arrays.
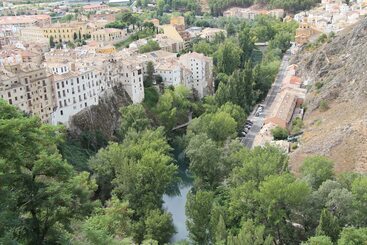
[[163, 143, 193, 243], [163, 183, 191, 242]]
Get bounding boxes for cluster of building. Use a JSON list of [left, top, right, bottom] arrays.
[[223, 6, 285, 20], [0, 12, 129, 51], [294, 0, 367, 45], [0, 6, 217, 127], [0, 21, 213, 127], [137, 16, 227, 54], [253, 64, 306, 150], [0, 42, 213, 125]]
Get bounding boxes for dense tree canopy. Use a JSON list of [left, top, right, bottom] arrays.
[[0, 100, 97, 244]]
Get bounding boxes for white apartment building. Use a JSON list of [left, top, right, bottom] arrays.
[[179, 52, 213, 98], [42, 48, 145, 126], [47, 62, 104, 125], [155, 60, 192, 88], [155, 61, 182, 87], [116, 58, 144, 104]]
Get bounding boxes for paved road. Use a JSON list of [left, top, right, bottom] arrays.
[[241, 50, 291, 148]]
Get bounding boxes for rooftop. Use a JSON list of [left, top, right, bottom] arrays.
[[0, 15, 50, 25]]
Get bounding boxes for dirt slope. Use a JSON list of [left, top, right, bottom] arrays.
[[290, 18, 367, 174]]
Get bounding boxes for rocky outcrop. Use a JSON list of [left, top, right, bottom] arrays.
[[68, 85, 132, 142], [290, 18, 367, 174]]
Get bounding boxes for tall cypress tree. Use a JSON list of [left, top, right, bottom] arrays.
[[316, 209, 341, 242]]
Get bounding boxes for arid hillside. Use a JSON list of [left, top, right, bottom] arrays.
[[290, 17, 367, 174]]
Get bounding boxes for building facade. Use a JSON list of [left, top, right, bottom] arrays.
[[91, 28, 127, 43], [0, 64, 55, 123], [179, 52, 213, 98]]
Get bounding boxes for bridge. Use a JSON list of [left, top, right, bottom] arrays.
[[172, 111, 192, 131]]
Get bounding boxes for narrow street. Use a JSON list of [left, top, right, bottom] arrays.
[[242, 50, 291, 148]]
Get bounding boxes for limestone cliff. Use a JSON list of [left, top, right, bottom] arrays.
[[68, 85, 132, 143], [290, 18, 367, 174]]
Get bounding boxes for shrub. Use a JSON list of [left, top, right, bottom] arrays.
[[291, 117, 304, 134], [315, 81, 324, 90], [319, 100, 329, 112], [271, 126, 289, 140]]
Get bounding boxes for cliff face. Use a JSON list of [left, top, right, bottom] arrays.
[[290, 18, 367, 174], [68, 85, 132, 142]]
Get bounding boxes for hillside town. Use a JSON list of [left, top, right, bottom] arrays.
[[1, 0, 367, 244], [0, 9, 215, 125]]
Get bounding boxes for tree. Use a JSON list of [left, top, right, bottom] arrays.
[[301, 235, 333, 245], [217, 102, 247, 132], [186, 190, 214, 244], [186, 134, 222, 189], [144, 209, 176, 244], [256, 174, 311, 244], [227, 220, 273, 245], [271, 126, 288, 140], [269, 31, 293, 53], [351, 176, 367, 226], [338, 227, 367, 245], [154, 86, 192, 130], [253, 62, 278, 101], [238, 26, 255, 64], [145, 61, 155, 87], [193, 40, 215, 56], [139, 40, 160, 53], [300, 156, 334, 189], [77, 196, 133, 244], [73, 32, 78, 40], [187, 111, 237, 144], [214, 215, 227, 244], [230, 145, 288, 186], [0, 100, 97, 244], [226, 21, 236, 36], [215, 66, 255, 113], [78, 30, 82, 40], [49, 35, 55, 48], [208, 111, 237, 142], [316, 209, 341, 242], [90, 128, 177, 243], [119, 104, 151, 138], [157, 0, 165, 15], [216, 39, 242, 75]]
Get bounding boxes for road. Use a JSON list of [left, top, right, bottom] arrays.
[[241, 50, 291, 148]]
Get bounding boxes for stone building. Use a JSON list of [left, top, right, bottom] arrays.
[[0, 64, 55, 122]]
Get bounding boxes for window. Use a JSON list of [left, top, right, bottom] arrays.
[[60, 110, 63, 116], [8, 92, 11, 97], [8, 99, 12, 104]]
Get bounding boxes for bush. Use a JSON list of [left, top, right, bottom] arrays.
[[139, 40, 160, 53], [271, 126, 288, 140], [143, 87, 160, 109], [291, 117, 304, 134], [319, 100, 329, 112], [315, 81, 324, 90]]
